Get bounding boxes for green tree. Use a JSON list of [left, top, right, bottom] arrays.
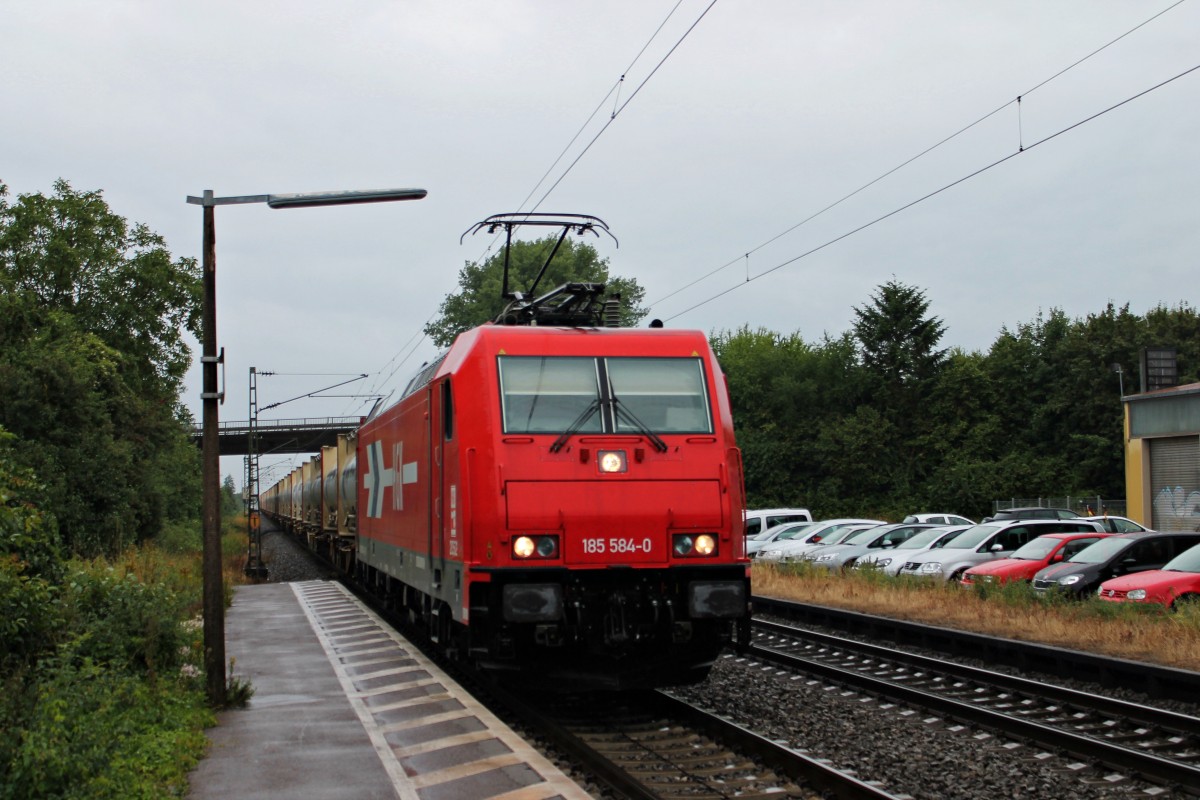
[[851, 280, 948, 498], [711, 326, 862, 509], [852, 279, 947, 390], [221, 474, 241, 518], [425, 235, 647, 347], [0, 181, 201, 556], [0, 180, 200, 390]]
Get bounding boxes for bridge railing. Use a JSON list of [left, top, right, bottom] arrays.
[[195, 416, 364, 435]]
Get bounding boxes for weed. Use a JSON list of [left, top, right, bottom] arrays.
[[223, 657, 255, 709]]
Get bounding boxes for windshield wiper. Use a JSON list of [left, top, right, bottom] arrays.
[[612, 399, 668, 452], [550, 399, 600, 453]]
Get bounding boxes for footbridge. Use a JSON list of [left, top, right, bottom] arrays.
[[190, 416, 363, 456]]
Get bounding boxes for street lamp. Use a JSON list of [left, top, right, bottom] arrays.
[[186, 186, 426, 705]]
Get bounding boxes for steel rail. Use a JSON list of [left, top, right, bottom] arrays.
[[751, 596, 1200, 700], [748, 623, 1200, 794], [754, 617, 1200, 736], [654, 690, 909, 800]]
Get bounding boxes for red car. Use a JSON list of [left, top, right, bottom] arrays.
[[1096, 542, 1200, 610], [960, 532, 1110, 587]]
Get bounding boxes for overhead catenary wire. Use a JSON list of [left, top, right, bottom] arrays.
[[649, 0, 1191, 310], [526, 0, 720, 214], [339, 312, 437, 416], [662, 61, 1200, 322], [371, 1, 717, 403], [468, 0, 711, 269]]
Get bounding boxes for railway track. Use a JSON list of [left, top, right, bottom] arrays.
[[335, 572, 908, 797], [748, 616, 1200, 796], [482, 683, 910, 800]]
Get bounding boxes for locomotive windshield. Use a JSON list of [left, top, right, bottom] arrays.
[[498, 356, 712, 435]]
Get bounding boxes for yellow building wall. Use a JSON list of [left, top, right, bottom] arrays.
[[1122, 401, 1154, 527]]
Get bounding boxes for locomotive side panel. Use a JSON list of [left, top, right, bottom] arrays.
[[357, 387, 439, 596]]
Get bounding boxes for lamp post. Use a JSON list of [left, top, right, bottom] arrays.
[[186, 187, 426, 705]]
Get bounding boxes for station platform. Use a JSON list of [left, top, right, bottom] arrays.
[[188, 580, 592, 800]]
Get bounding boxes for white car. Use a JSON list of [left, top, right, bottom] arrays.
[[903, 512, 975, 526], [1081, 515, 1151, 534], [743, 508, 813, 537], [757, 519, 884, 562], [746, 521, 813, 557], [854, 525, 971, 576]]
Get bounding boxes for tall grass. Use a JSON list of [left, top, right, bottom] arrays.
[[0, 515, 260, 799], [753, 562, 1200, 672]]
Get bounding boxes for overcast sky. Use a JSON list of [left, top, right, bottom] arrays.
[[5, 1, 1198, 484]]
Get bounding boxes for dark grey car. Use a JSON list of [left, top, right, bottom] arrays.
[[1031, 531, 1200, 597]]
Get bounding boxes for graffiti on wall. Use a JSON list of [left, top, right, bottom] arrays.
[[1154, 486, 1200, 532]]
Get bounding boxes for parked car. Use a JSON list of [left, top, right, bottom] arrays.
[[960, 532, 1111, 587], [746, 521, 813, 557], [756, 519, 884, 562], [1081, 515, 1151, 534], [743, 508, 813, 537], [897, 519, 1105, 581], [1096, 542, 1200, 610], [805, 523, 935, 571], [983, 507, 1081, 523], [1032, 531, 1200, 597], [855, 525, 971, 576], [779, 523, 881, 562], [903, 513, 974, 526], [749, 522, 827, 559]]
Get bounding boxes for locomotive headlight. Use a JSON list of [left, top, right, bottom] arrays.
[[673, 533, 717, 557], [513, 535, 558, 560], [598, 450, 627, 473]]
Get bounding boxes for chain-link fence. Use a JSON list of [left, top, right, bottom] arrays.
[[991, 496, 1126, 517]]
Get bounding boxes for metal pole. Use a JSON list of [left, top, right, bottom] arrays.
[[186, 184, 424, 707], [245, 367, 266, 578], [199, 191, 226, 706]]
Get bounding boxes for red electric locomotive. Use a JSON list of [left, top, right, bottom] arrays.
[[271, 215, 751, 688]]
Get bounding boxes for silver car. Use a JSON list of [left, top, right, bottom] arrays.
[[855, 525, 970, 575], [804, 523, 935, 571], [896, 519, 1106, 581]]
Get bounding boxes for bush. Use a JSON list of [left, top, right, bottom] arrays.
[[59, 561, 191, 678], [155, 519, 201, 555], [1, 659, 212, 800], [0, 557, 60, 672]]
